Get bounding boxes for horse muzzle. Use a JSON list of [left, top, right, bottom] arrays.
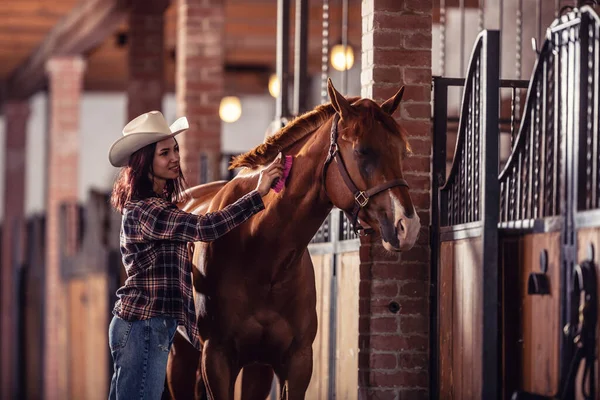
[[379, 212, 420, 252]]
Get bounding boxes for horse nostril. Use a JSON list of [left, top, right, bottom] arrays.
[[398, 220, 405, 233]]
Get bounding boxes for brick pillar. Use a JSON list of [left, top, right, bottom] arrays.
[[176, 0, 224, 186], [127, 0, 168, 120], [0, 100, 30, 399], [44, 56, 85, 400], [360, 1, 432, 399]]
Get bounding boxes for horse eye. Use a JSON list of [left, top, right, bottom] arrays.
[[354, 147, 372, 158]]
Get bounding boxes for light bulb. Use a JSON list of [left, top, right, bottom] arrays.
[[219, 96, 242, 123], [330, 44, 355, 71], [268, 74, 280, 98]]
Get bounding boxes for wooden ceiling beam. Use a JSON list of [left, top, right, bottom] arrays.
[[4, 0, 137, 100]]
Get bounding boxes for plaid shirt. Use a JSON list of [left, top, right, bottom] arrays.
[[112, 189, 264, 350]]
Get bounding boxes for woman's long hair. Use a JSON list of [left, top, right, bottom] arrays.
[[110, 140, 188, 213]]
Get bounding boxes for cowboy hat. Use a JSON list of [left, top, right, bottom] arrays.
[[108, 110, 189, 167]]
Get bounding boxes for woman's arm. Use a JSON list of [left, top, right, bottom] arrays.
[[132, 153, 284, 242], [135, 190, 264, 242]]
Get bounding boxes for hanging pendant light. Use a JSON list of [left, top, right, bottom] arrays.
[[268, 74, 280, 98], [219, 96, 242, 123], [330, 43, 354, 71]]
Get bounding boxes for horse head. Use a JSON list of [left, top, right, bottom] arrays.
[[323, 79, 420, 252]]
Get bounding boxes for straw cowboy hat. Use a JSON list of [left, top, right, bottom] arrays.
[[108, 111, 189, 167]]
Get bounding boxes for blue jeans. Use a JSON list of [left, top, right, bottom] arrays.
[[108, 315, 178, 400]]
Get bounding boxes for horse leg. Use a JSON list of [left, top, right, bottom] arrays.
[[276, 346, 313, 400], [194, 370, 208, 400], [166, 330, 201, 400], [201, 340, 238, 400], [241, 364, 275, 400]]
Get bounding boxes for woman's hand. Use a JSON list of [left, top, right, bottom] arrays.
[[256, 153, 285, 196]]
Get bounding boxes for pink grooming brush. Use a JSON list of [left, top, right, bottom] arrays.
[[272, 155, 293, 193]]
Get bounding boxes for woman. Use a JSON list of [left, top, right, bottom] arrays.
[[107, 111, 283, 399]]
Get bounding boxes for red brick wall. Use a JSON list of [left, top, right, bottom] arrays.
[[44, 56, 85, 400], [176, 0, 224, 186], [127, 0, 168, 120], [0, 100, 29, 399], [360, 1, 432, 398]]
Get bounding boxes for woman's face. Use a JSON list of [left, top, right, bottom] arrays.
[[152, 137, 181, 181]]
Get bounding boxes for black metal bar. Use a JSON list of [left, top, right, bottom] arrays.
[[467, 75, 474, 223], [293, 0, 308, 116], [539, 57, 548, 219], [501, 180, 506, 221], [593, 16, 600, 209], [341, 0, 349, 95], [527, 89, 537, 219], [517, 0, 523, 79], [478, 0, 484, 31], [557, 21, 575, 398], [431, 77, 529, 88], [500, 0, 504, 78], [537, 0, 543, 43], [430, 77, 449, 400], [510, 169, 516, 220], [327, 253, 338, 400], [578, 17, 590, 213], [475, 66, 481, 221], [320, 0, 330, 104], [553, 30, 560, 217], [440, 0, 446, 76], [276, 0, 291, 120], [531, 83, 540, 219], [460, 0, 465, 77], [500, 79, 530, 88], [481, 30, 500, 400], [446, 116, 524, 124], [517, 152, 522, 220], [511, 86, 518, 144], [460, 137, 466, 223]]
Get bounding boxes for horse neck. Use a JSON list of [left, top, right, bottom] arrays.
[[259, 120, 334, 246]]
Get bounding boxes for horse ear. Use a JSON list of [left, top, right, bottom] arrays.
[[327, 78, 353, 120], [381, 86, 405, 115]]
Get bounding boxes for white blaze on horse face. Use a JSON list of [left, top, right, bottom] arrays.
[[388, 192, 420, 251]]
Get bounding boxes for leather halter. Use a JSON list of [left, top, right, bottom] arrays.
[[322, 113, 410, 234]]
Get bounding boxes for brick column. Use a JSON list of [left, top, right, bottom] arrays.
[[0, 100, 30, 399], [44, 56, 85, 400], [127, 0, 169, 120], [176, 0, 224, 186], [360, 1, 432, 399]]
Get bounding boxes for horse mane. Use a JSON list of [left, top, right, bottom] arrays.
[[230, 98, 354, 169], [230, 96, 410, 169]]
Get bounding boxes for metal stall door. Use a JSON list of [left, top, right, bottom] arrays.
[[432, 30, 500, 400]]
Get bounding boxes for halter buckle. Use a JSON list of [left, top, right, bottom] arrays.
[[355, 191, 369, 207], [329, 143, 339, 157]]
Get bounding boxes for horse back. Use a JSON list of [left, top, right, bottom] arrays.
[[177, 180, 228, 214]]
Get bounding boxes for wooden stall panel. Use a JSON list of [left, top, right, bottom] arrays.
[[68, 278, 87, 400], [455, 238, 483, 400], [23, 265, 44, 400], [306, 253, 332, 400], [519, 232, 561, 396], [67, 273, 110, 400], [576, 227, 600, 400], [439, 237, 483, 400], [439, 241, 455, 399], [335, 251, 360, 400], [85, 273, 109, 400], [501, 237, 521, 398]]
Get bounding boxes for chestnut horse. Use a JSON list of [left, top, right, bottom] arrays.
[[166, 79, 421, 399]]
